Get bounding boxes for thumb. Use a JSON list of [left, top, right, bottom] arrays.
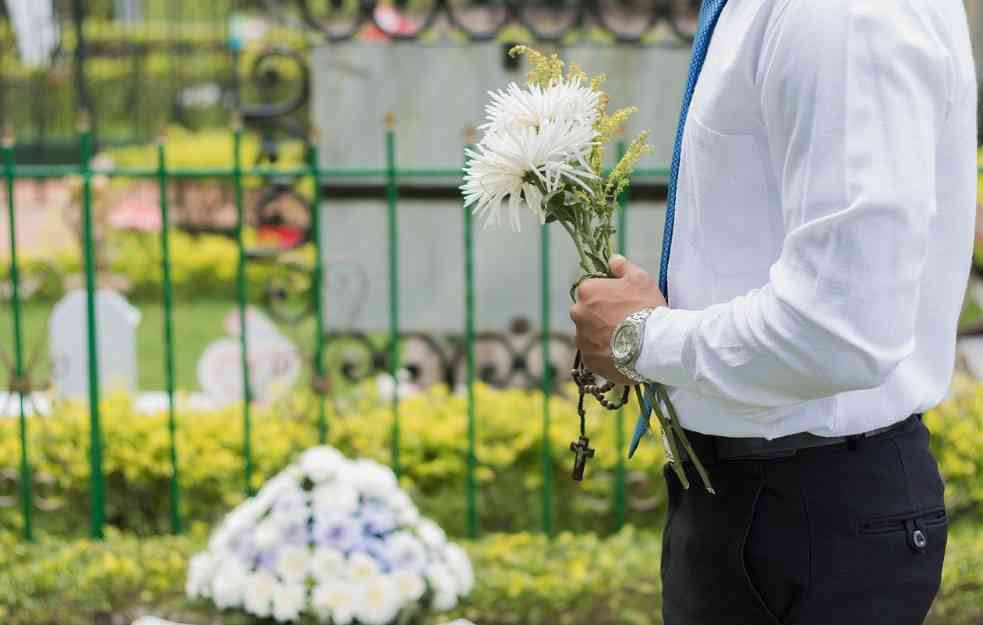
[[609, 254, 635, 278]]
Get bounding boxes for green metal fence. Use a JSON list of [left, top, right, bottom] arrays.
[[2, 113, 674, 543]]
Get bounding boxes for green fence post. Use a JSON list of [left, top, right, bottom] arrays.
[[384, 113, 401, 479], [308, 131, 329, 444], [540, 223, 553, 537], [79, 112, 104, 539], [156, 134, 182, 534], [3, 127, 33, 541], [614, 140, 629, 531], [463, 131, 478, 539], [232, 114, 254, 496]]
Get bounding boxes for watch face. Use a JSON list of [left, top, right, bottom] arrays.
[[612, 323, 640, 362]]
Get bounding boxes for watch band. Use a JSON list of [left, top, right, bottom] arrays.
[[614, 358, 649, 384], [611, 307, 655, 384]]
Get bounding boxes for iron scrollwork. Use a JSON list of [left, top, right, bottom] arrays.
[[295, 0, 702, 44], [321, 325, 577, 392], [240, 6, 633, 397]]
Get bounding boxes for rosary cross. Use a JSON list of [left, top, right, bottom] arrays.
[[569, 435, 595, 481]]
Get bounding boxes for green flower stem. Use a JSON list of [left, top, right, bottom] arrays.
[[656, 384, 715, 494], [558, 218, 595, 276], [650, 387, 690, 490]]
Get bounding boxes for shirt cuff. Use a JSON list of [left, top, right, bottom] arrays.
[[634, 307, 702, 388]]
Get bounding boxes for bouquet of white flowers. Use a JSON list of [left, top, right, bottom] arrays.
[[186, 447, 474, 624], [462, 46, 712, 493]]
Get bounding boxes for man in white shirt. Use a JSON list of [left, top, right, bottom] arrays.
[[570, 1, 977, 623]]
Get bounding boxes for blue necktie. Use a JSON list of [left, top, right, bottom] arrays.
[[658, 0, 729, 298], [630, 0, 728, 459]]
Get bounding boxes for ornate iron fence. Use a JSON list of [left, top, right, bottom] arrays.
[[0, 1, 699, 159], [1, 95, 677, 542], [293, 0, 701, 43]]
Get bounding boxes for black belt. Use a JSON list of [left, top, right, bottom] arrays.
[[682, 414, 921, 463]]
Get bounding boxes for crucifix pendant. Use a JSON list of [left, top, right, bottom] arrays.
[[570, 435, 595, 481]]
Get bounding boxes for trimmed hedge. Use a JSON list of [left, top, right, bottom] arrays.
[[0, 525, 980, 625], [0, 384, 669, 538], [0, 229, 316, 301], [3, 379, 983, 539]]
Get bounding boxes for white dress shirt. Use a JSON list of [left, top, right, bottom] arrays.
[[635, 0, 978, 439]]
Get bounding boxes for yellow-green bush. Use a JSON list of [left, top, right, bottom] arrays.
[[4, 380, 983, 538], [107, 124, 308, 180], [0, 229, 316, 301], [924, 376, 983, 517], [0, 384, 667, 537], [0, 525, 980, 625]]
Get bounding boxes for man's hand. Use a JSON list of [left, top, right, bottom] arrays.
[[570, 255, 667, 385]]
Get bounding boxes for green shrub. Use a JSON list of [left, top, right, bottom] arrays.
[[0, 384, 669, 538], [106, 124, 308, 176], [4, 380, 983, 539], [925, 376, 983, 519], [0, 229, 316, 301], [0, 525, 980, 625]]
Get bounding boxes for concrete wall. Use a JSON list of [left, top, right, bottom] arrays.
[[311, 43, 690, 173], [320, 198, 667, 333], [311, 5, 983, 333], [311, 43, 685, 331]]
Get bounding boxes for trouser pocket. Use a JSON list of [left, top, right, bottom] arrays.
[[857, 507, 948, 553]]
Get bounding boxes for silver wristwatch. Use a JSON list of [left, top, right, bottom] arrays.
[[610, 307, 655, 384]]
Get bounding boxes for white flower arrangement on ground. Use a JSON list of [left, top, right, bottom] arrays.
[[186, 447, 474, 624]]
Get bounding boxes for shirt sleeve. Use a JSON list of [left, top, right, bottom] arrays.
[[634, 0, 952, 419]]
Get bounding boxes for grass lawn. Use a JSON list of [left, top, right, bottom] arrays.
[[0, 297, 321, 391], [1, 282, 980, 393]]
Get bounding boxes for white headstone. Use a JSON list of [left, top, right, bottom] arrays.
[[3, 0, 59, 68], [49, 289, 141, 398], [958, 336, 983, 380], [197, 307, 301, 406]]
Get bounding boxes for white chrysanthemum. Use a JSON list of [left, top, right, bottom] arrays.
[[480, 78, 600, 133], [211, 558, 249, 609], [309, 546, 347, 583], [390, 569, 426, 602], [416, 518, 447, 550], [397, 505, 420, 526], [187, 444, 476, 622], [254, 517, 282, 550], [389, 489, 420, 525], [385, 531, 427, 572], [271, 486, 309, 526], [389, 489, 415, 513], [351, 458, 399, 500], [210, 499, 263, 551], [253, 468, 303, 512], [242, 569, 277, 616], [312, 582, 357, 625], [426, 563, 459, 611], [272, 582, 306, 623], [186, 552, 218, 599], [300, 446, 345, 483], [276, 544, 311, 583], [355, 574, 403, 625], [461, 120, 597, 231], [444, 544, 475, 596], [312, 480, 359, 517], [347, 551, 382, 580]]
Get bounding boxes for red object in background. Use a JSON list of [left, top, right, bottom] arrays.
[[257, 224, 306, 250], [109, 186, 162, 232], [360, 5, 418, 40]]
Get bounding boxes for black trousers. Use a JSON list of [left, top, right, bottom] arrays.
[[661, 415, 948, 625]]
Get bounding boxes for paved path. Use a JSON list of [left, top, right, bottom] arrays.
[[0, 180, 77, 259]]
